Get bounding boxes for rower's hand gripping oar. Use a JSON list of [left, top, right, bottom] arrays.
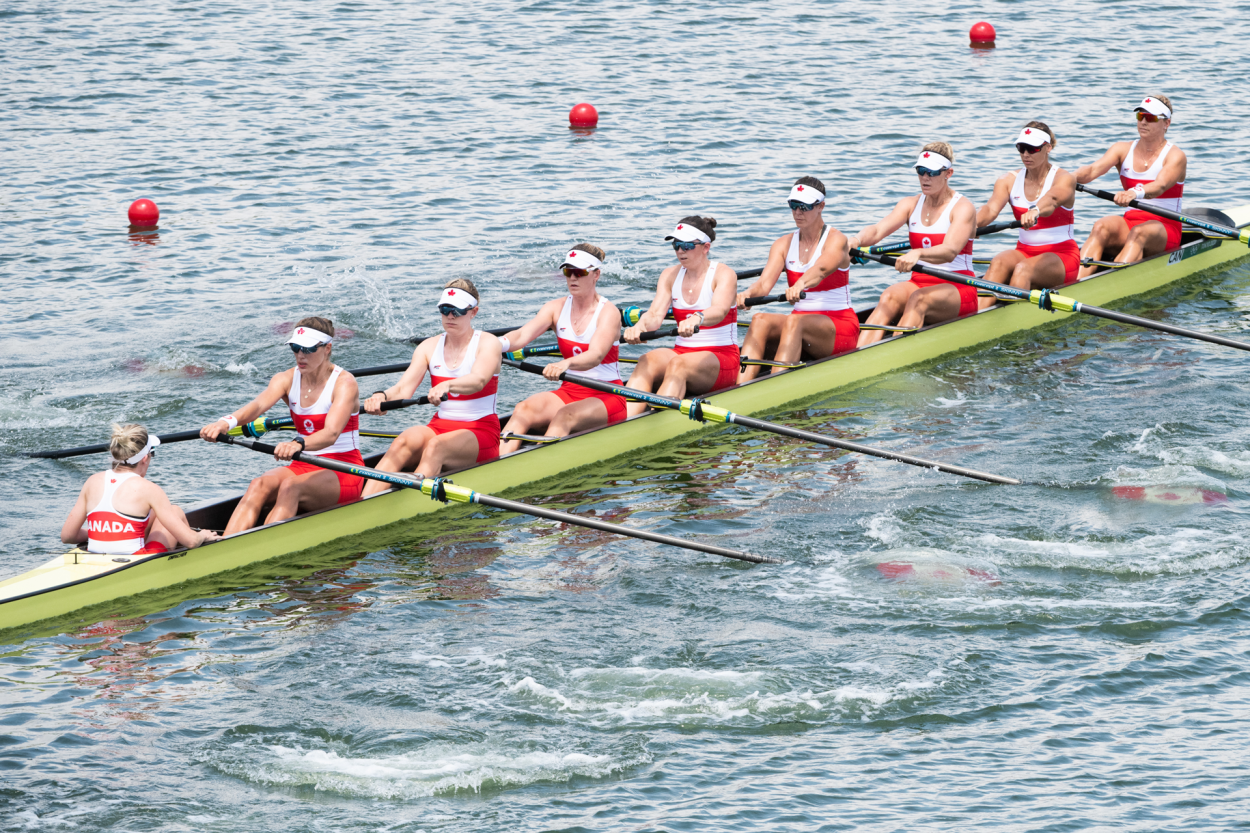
[[855, 249, 1250, 353], [509, 325, 688, 361], [217, 435, 776, 565], [503, 360, 1020, 485], [1076, 183, 1249, 245], [850, 221, 1022, 264]]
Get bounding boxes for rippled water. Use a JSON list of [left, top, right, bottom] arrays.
[[5, 1, 1250, 830]]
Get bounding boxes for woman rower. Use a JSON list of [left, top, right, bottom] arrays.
[[622, 216, 738, 414], [498, 244, 627, 454], [736, 178, 857, 383], [61, 424, 219, 554], [200, 317, 365, 533], [360, 279, 502, 495], [1075, 95, 1187, 278], [850, 142, 981, 347], [976, 122, 1080, 290]]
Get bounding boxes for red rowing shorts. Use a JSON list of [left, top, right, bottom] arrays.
[[427, 414, 501, 463], [674, 344, 740, 391], [554, 381, 627, 424], [1017, 240, 1081, 284], [909, 272, 979, 317], [792, 308, 861, 354], [288, 450, 366, 503], [1125, 209, 1182, 250]]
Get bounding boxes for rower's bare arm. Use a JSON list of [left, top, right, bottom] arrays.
[[701, 264, 738, 327], [60, 485, 90, 545], [146, 484, 219, 548], [501, 301, 560, 352], [1038, 168, 1077, 216], [975, 173, 1015, 227], [1074, 142, 1128, 184], [366, 342, 432, 413], [789, 231, 848, 303], [626, 267, 677, 342], [1147, 145, 1187, 198], [849, 197, 915, 249], [737, 236, 786, 308], [448, 333, 503, 395], [932, 198, 976, 262], [201, 370, 293, 441], [566, 303, 621, 371]]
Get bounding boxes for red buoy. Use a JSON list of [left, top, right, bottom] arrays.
[[569, 102, 599, 129], [969, 21, 996, 47], [128, 198, 160, 227]]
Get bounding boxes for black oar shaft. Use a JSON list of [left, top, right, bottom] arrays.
[[219, 436, 773, 564], [502, 360, 1019, 485], [744, 291, 805, 307], [1077, 184, 1248, 243], [25, 417, 292, 460], [379, 395, 429, 412]]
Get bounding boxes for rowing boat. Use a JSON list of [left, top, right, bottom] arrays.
[[3, 208, 1248, 634]]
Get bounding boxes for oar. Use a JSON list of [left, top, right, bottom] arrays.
[[25, 417, 293, 460], [976, 219, 1023, 237], [1076, 184, 1249, 245], [854, 250, 1250, 353], [853, 221, 1023, 263], [218, 435, 776, 565], [503, 359, 1019, 485], [507, 326, 685, 361]]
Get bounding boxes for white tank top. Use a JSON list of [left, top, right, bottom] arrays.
[[1119, 140, 1184, 214], [556, 296, 622, 382], [289, 366, 360, 455], [1010, 166, 1076, 246], [908, 193, 975, 274], [672, 261, 738, 349], [85, 471, 152, 555], [784, 226, 852, 312], [429, 331, 499, 422]]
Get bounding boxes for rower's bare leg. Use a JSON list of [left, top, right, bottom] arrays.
[[224, 467, 293, 534], [413, 429, 482, 476], [499, 392, 564, 455], [656, 352, 721, 400], [896, 284, 963, 330], [147, 507, 188, 549], [1010, 252, 1068, 291], [362, 425, 436, 497], [774, 314, 838, 368], [548, 399, 611, 438], [857, 283, 917, 347], [1078, 215, 1129, 278], [266, 470, 342, 524], [1119, 219, 1171, 263], [738, 313, 785, 383], [625, 348, 676, 417], [981, 250, 1027, 309]]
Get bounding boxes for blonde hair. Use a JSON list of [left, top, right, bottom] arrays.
[[1150, 93, 1174, 116], [1023, 120, 1058, 149], [922, 141, 955, 163], [294, 316, 334, 337], [571, 243, 607, 262], [109, 423, 149, 466], [444, 277, 480, 301]]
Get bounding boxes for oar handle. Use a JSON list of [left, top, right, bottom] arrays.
[[379, 395, 430, 412], [744, 291, 805, 307], [1076, 183, 1248, 244], [975, 219, 1022, 237]]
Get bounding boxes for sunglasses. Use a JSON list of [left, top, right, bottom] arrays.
[[561, 265, 592, 278], [438, 304, 470, 317], [915, 166, 948, 178], [290, 342, 325, 354], [789, 200, 819, 212], [671, 240, 700, 251], [1135, 111, 1165, 123], [1016, 143, 1046, 154]]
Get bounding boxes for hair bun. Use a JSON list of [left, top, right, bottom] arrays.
[[704, 217, 717, 229]]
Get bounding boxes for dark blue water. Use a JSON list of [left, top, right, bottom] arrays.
[[4, 1, 1250, 829]]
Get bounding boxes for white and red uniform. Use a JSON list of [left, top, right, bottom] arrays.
[[784, 226, 859, 354], [85, 471, 163, 555], [671, 261, 740, 391], [1009, 166, 1080, 283], [1119, 139, 1184, 249], [288, 365, 366, 502], [553, 296, 627, 424], [907, 193, 978, 317], [427, 330, 501, 463]]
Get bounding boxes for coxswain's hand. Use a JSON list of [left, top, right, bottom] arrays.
[[623, 324, 643, 344], [543, 358, 571, 381], [427, 381, 452, 407], [1021, 208, 1040, 229], [1113, 189, 1136, 207], [274, 440, 303, 462], [363, 392, 386, 415], [785, 282, 805, 304], [200, 420, 228, 442], [894, 249, 923, 273]]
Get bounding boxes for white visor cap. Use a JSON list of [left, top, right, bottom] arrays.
[[126, 433, 161, 465], [664, 223, 712, 244], [916, 150, 952, 170], [561, 249, 604, 272], [287, 326, 333, 348], [788, 183, 825, 205], [1135, 96, 1172, 120], [439, 286, 478, 310], [1015, 126, 1050, 147]]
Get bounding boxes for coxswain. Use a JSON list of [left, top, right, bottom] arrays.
[[736, 178, 857, 383], [849, 143, 981, 347], [1075, 95, 1186, 278], [61, 423, 219, 554], [976, 122, 1080, 289], [361, 279, 502, 495], [622, 216, 739, 414], [200, 317, 365, 533], [498, 244, 627, 454]]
